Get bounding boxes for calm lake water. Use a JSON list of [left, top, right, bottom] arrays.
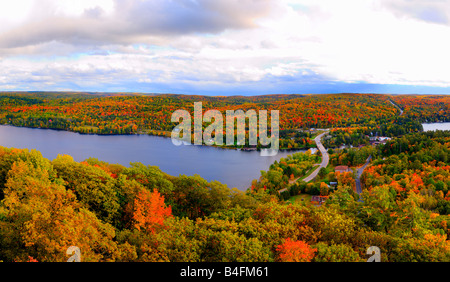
[[422, 122, 450, 132], [0, 125, 304, 191]]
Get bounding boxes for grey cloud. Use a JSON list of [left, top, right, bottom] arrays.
[[123, 0, 275, 34], [0, 17, 121, 49], [83, 6, 106, 19], [0, 0, 277, 50]]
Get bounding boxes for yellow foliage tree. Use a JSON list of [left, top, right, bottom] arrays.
[[0, 160, 118, 262]]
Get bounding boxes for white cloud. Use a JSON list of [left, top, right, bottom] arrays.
[[0, 0, 450, 92]]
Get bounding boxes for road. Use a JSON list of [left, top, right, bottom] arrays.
[[302, 131, 329, 183], [355, 155, 372, 195], [279, 130, 371, 197], [278, 131, 329, 193], [388, 99, 403, 116]]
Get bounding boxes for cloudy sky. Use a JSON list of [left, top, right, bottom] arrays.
[[0, 0, 450, 95]]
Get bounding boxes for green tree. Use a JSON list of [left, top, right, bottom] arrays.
[[121, 162, 174, 195], [52, 155, 121, 225], [312, 242, 362, 262], [357, 185, 396, 232]]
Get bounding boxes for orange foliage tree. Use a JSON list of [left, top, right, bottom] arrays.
[[336, 171, 356, 191], [276, 238, 316, 262], [129, 189, 173, 233]]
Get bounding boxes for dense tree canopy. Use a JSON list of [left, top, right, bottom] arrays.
[[0, 92, 436, 149], [0, 93, 449, 262]]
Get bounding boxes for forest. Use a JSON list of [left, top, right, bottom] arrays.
[[251, 131, 450, 262], [0, 130, 449, 262], [0, 92, 449, 262]]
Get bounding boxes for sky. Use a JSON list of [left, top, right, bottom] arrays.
[[0, 0, 450, 96]]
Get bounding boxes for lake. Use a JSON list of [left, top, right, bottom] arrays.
[[422, 122, 450, 132], [0, 125, 305, 191]]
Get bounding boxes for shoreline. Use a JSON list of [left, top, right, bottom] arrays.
[[0, 123, 317, 152]]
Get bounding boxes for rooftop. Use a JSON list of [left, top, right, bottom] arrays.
[[335, 165, 349, 170]]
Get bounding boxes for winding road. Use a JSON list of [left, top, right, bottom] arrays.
[[280, 129, 373, 198], [279, 130, 329, 193], [302, 131, 329, 183], [285, 129, 371, 190]]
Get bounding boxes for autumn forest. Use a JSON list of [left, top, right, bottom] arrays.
[[0, 92, 449, 262]]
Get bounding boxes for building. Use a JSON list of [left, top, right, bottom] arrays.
[[335, 165, 350, 174], [369, 136, 392, 145], [311, 195, 328, 206]]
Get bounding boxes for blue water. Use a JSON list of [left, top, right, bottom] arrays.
[[0, 125, 303, 191]]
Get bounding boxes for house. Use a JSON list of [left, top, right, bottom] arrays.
[[370, 136, 392, 145], [311, 195, 328, 206], [335, 165, 350, 174]]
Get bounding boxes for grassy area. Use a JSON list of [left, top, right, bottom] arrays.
[[286, 194, 312, 205], [312, 163, 336, 184]]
